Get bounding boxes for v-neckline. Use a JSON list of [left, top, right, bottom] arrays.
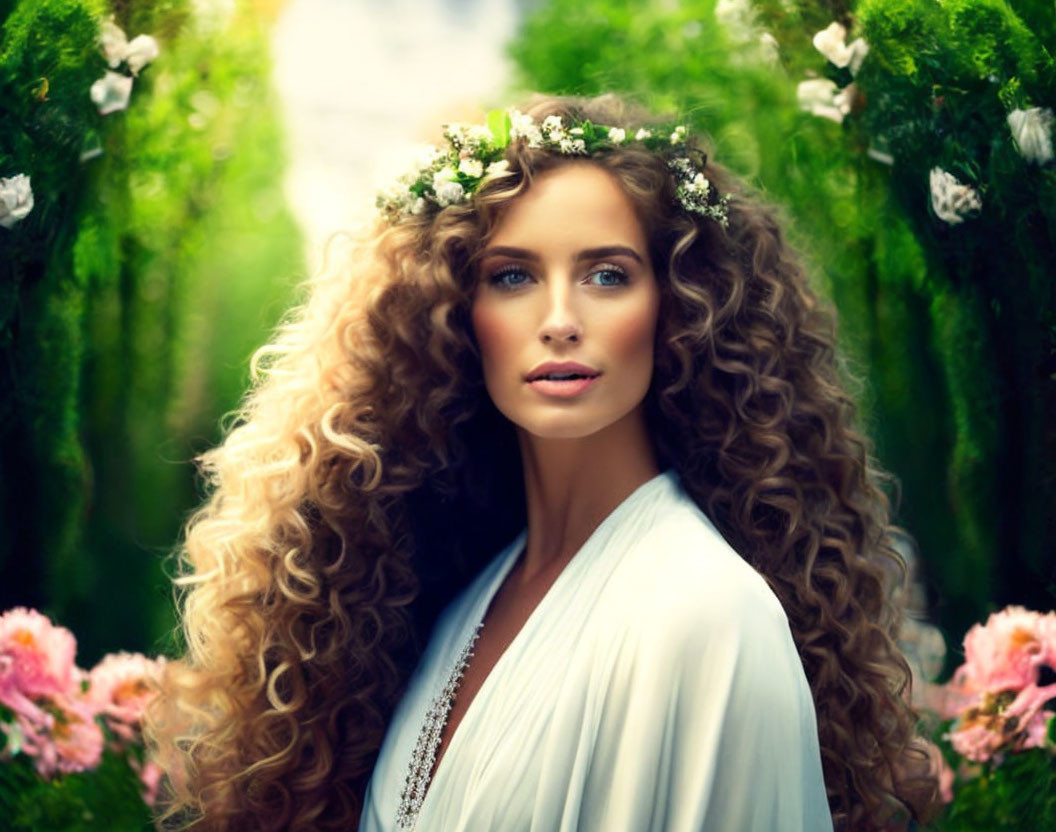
[[412, 467, 676, 820]]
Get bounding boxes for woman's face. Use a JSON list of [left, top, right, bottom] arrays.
[[471, 162, 662, 440]]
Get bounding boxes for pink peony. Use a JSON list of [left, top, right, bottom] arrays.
[[953, 606, 1047, 694], [86, 652, 163, 742], [0, 607, 77, 698]]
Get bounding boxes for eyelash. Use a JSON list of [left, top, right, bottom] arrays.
[[486, 263, 629, 290]]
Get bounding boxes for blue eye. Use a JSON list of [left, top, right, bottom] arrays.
[[489, 268, 531, 289], [588, 266, 628, 287]]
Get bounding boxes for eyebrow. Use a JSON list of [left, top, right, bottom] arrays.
[[478, 245, 645, 266]]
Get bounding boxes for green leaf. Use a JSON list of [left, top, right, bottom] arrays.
[[486, 109, 510, 149]]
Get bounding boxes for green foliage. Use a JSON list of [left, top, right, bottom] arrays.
[[506, 0, 1056, 655], [0, 0, 302, 665], [0, 746, 153, 831], [929, 749, 1056, 830]]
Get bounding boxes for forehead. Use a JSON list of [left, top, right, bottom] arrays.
[[487, 162, 647, 251]]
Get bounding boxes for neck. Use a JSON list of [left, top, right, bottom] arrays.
[[511, 404, 661, 585]]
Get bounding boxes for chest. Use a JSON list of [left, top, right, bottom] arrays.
[[427, 557, 561, 782]]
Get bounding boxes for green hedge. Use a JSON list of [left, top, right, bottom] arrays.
[[506, 0, 1056, 667], [0, 0, 303, 664]]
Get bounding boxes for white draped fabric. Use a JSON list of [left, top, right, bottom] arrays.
[[359, 468, 834, 831]]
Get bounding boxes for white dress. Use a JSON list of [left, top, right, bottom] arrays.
[[359, 468, 834, 831]]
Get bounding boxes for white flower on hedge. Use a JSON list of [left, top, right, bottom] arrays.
[[759, 31, 780, 65], [1007, 107, 1054, 165], [797, 78, 849, 123], [458, 157, 484, 178], [97, 17, 159, 77], [929, 167, 983, 225], [434, 179, 464, 207], [124, 34, 160, 76], [608, 127, 626, 144], [99, 18, 128, 68], [0, 173, 34, 229], [813, 22, 869, 76], [90, 70, 133, 115]]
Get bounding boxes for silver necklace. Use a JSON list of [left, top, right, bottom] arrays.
[[395, 619, 485, 830]]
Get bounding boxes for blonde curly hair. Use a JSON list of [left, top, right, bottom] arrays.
[[145, 91, 941, 831]]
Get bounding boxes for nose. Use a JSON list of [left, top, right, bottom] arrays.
[[539, 276, 582, 344]]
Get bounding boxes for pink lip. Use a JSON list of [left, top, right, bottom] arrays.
[[525, 361, 600, 381], [527, 376, 600, 397]]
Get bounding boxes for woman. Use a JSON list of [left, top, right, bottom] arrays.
[[147, 92, 940, 831]]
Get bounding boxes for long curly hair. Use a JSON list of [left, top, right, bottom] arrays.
[[145, 92, 941, 831]]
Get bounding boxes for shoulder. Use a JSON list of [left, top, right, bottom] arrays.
[[620, 492, 790, 640]]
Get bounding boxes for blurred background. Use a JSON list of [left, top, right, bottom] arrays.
[[1, 0, 1053, 688]]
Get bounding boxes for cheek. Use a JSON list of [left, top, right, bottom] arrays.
[[471, 302, 515, 374], [605, 297, 660, 366]]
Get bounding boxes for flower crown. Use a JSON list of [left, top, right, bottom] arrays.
[[375, 108, 731, 229]]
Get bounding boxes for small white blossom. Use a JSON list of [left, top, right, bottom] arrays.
[[124, 34, 160, 76], [434, 179, 465, 207], [541, 115, 564, 135], [508, 108, 543, 147], [458, 157, 484, 178], [410, 197, 427, 215], [432, 167, 458, 189], [0, 174, 34, 229], [670, 125, 687, 145], [558, 137, 587, 155], [90, 70, 133, 115], [485, 159, 510, 175], [608, 127, 626, 144], [813, 22, 852, 67], [758, 32, 780, 65], [1007, 107, 1054, 165], [569, 127, 584, 136], [847, 38, 869, 76], [98, 17, 159, 76], [99, 18, 128, 68], [796, 78, 848, 123], [635, 128, 652, 141], [929, 167, 983, 225]]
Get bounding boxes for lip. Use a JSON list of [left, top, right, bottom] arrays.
[[527, 376, 600, 397], [525, 361, 601, 382]]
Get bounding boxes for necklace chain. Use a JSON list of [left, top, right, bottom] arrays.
[[395, 619, 485, 830]]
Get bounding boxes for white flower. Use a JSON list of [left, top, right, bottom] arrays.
[[90, 70, 133, 115], [1007, 107, 1054, 165], [99, 18, 128, 68], [434, 179, 465, 207], [608, 127, 626, 144], [847, 38, 869, 76], [0, 174, 34, 229], [413, 144, 444, 172], [410, 197, 427, 215], [929, 167, 983, 225], [635, 128, 652, 141], [796, 78, 848, 123], [432, 167, 458, 189], [758, 31, 780, 65], [124, 34, 160, 76], [569, 126, 584, 136], [458, 157, 484, 178], [541, 115, 564, 134], [813, 22, 852, 67], [97, 17, 159, 76], [558, 137, 587, 155], [508, 109, 543, 148], [670, 125, 687, 144], [485, 159, 510, 176]]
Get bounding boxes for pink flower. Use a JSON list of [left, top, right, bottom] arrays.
[[6, 691, 104, 777], [86, 652, 163, 741], [954, 606, 1046, 694], [0, 607, 77, 698], [131, 758, 164, 806]]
